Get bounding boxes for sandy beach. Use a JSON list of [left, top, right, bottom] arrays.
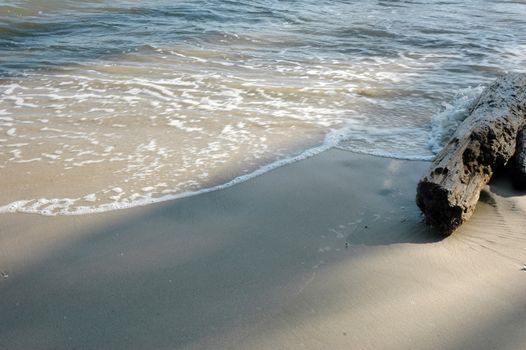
[[2, 1, 526, 349], [1, 150, 525, 349]]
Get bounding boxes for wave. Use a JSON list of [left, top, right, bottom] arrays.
[[0, 127, 351, 216]]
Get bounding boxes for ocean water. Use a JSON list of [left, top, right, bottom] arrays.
[[1, 0, 525, 215]]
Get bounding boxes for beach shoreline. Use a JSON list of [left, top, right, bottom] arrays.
[[1, 150, 525, 349]]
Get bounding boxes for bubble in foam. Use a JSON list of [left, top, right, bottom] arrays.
[[83, 194, 97, 202]]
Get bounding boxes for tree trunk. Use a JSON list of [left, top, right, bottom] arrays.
[[416, 73, 526, 234]]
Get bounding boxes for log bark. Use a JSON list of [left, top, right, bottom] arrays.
[[416, 73, 526, 234], [512, 128, 526, 189]]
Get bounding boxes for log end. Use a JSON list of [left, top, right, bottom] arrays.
[[416, 180, 466, 235], [416, 72, 526, 233]]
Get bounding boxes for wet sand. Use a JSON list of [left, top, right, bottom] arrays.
[[1, 150, 525, 349]]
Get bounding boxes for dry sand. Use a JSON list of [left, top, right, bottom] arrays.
[[0, 150, 525, 350]]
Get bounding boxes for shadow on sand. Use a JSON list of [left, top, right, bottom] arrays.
[[0, 151, 447, 349]]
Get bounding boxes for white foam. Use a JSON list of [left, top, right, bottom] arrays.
[[111, 187, 123, 194], [42, 153, 60, 160], [336, 123, 434, 161], [335, 86, 486, 161], [83, 194, 97, 202], [3, 84, 22, 95], [14, 158, 42, 163], [72, 159, 104, 167], [428, 86, 485, 154], [167, 119, 203, 132], [0, 126, 352, 216]]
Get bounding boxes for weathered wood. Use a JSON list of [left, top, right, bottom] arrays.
[[416, 73, 526, 234], [512, 128, 526, 189]]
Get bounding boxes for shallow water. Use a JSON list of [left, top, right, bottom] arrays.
[[1, 0, 525, 215]]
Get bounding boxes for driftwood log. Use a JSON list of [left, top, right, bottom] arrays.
[[512, 128, 526, 189], [416, 73, 526, 234]]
